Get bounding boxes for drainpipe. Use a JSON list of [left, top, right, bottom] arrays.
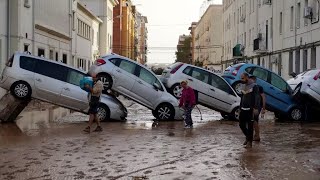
[[7, 0, 10, 59]]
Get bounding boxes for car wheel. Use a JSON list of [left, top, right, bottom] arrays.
[[220, 112, 228, 119], [231, 107, 241, 121], [10, 81, 32, 100], [155, 103, 175, 120], [289, 107, 304, 121], [98, 74, 113, 93], [170, 84, 183, 99], [232, 82, 243, 96], [97, 104, 110, 122]]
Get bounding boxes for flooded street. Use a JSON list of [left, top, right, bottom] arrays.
[[0, 99, 320, 180]]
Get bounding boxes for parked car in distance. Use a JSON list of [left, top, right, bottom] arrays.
[[287, 69, 320, 104], [88, 53, 184, 121], [222, 63, 304, 121], [0, 52, 127, 121], [160, 62, 241, 120]]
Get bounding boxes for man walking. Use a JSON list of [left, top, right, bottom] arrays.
[[83, 74, 104, 133], [179, 80, 196, 128], [249, 75, 266, 141], [239, 73, 261, 148]]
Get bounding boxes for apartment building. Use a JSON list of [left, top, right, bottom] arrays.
[[136, 12, 148, 64], [74, 2, 102, 71], [79, 0, 119, 56], [194, 5, 223, 71], [188, 22, 197, 65], [223, 0, 320, 80]]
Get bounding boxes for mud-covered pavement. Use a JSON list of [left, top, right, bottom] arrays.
[[0, 99, 320, 180]]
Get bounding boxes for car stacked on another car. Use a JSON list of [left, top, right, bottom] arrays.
[[287, 69, 320, 104], [88, 53, 184, 121], [222, 63, 304, 121], [160, 62, 241, 120], [0, 52, 127, 121]]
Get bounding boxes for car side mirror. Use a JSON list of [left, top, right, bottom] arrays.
[[153, 83, 160, 90], [290, 72, 297, 78]]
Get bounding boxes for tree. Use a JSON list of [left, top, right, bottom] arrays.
[[175, 37, 191, 64]]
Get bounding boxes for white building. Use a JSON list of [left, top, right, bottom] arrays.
[[74, 2, 102, 71], [223, 0, 320, 80], [80, 0, 119, 56], [195, 5, 223, 71]]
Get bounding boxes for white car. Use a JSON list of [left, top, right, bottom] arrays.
[[288, 69, 320, 104], [161, 62, 241, 120], [0, 52, 127, 121], [88, 53, 183, 121]]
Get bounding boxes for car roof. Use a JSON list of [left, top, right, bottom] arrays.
[[181, 63, 224, 77], [14, 51, 86, 74]]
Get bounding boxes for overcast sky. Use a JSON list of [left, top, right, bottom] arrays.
[[132, 0, 222, 65]]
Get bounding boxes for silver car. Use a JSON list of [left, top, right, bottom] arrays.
[[288, 69, 320, 104], [88, 53, 183, 121], [161, 62, 241, 120], [0, 52, 127, 121]]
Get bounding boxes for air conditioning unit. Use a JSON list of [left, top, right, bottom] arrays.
[[304, 7, 313, 18], [240, 15, 245, 22], [263, 0, 272, 5]]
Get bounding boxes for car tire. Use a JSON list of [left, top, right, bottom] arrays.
[[97, 74, 113, 93], [230, 107, 241, 121], [288, 106, 304, 121], [220, 112, 228, 119], [10, 81, 32, 100], [170, 83, 183, 99], [155, 103, 175, 120], [232, 81, 243, 96], [97, 104, 110, 122]]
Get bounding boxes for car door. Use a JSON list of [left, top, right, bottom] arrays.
[[268, 72, 292, 111], [310, 71, 320, 95], [112, 58, 137, 97], [34, 60, 68, 104], [18, 56, 37, 88], [187, 67, 211, 104], [59, 69, 89, 111], [207, 73, 239, 112], [131, 66, 163, 108]]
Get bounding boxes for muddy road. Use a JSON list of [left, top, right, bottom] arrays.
[[0, 100, 319, 180]]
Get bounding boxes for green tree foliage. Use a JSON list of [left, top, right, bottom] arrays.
[[175, 37, 191, 64]]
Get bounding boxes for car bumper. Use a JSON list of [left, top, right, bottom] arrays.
[[174, 106, 184, 120], [110, 107, 128, 121], [0, 75, 15, 91]]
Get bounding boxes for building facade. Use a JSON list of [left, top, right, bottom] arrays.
[[223, 0, 320, 80], [135, 12, 148, 64], [80, 0, 119, 56], [194, 5, 223, 71], [188, 22, 197, 65]]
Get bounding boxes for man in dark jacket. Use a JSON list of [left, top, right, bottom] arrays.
[[239, 73, 261, 148]]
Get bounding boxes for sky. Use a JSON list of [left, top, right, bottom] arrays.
[[132, 0, 222, 65]]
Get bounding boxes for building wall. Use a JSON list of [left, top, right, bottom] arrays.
[[223, 0, 320, 80], [194, 5, 223, 71]]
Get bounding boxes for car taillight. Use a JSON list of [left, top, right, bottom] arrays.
[[313, 71, 320, 80], [170, 64, 183, 74], [231, 65, 243, 76], [95, 59, 106, 66]]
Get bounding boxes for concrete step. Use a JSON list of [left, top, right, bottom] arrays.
[[0, 93, 30, 123]]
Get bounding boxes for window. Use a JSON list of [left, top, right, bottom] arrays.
[[67, 70, 85, 86], [290, 6, 294, 30], [303, 49, 308, 71], [109, 58, 120, 65], [24, 44, 29, 52], [55, 52, 58, 61], [289, 51, 294, 73], [20, 56, 36, 72], [77, 19, 91, 40], [311, 47, 316, 68], [49, 50, 54, 60], [252, 68, 268, 81], [62, 54, 67, 64], [138, 68, 157, 85], [280, 12, 283, 34], [245, 67, 253, 74], [182, 66, 192, 75], [190, 68, 209, 84], [270, 17, 273, 38], [72, 11, 76, 30], [270, 73, 287, 92], [38, 48, 45, 57], [119, 60, 136, 74], [295, 50, 301, 73], [297, 3, 301, 28], [24, 0, 30, 8], [305, 0, 308, 26], [210, 74, 233, 94], [35, 60, 68, 82]]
